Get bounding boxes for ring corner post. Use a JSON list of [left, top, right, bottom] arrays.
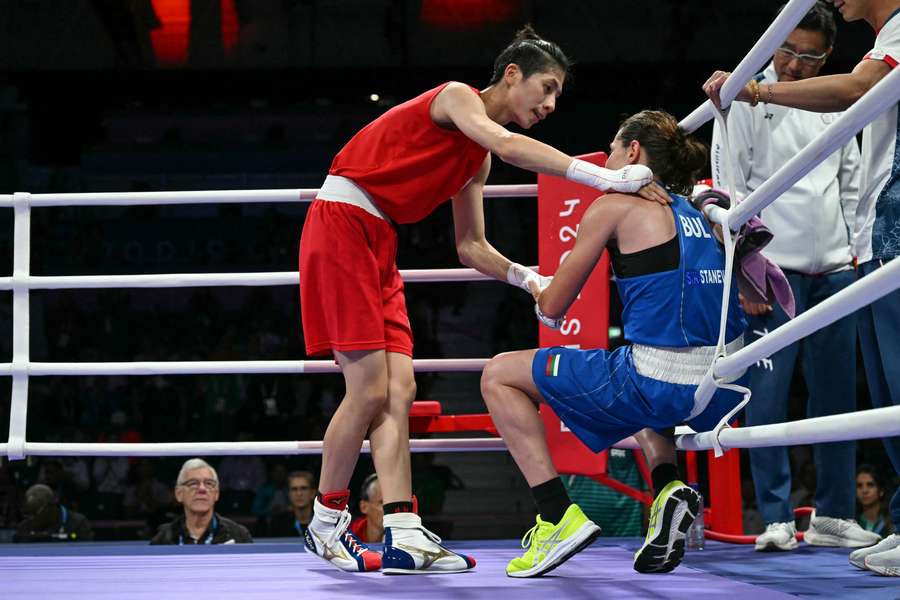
[[706, 440, 744, 535], [8, 192, 32, 461]]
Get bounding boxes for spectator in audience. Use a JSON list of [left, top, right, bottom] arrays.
[[264, 471, 317, 538], [13, 483, 94, 542], [92, 453, 131, 518], [350, 474, 384, 544], [857, 465, 894, 537], [251, 462, 289, 519], [38, 457, 90, 511], [123, 459, 175, 537], [710, 2, 875, 553], [150, 458, 252, 545]]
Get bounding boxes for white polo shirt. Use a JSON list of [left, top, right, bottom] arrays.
[[711, 64, 860, 275], [856, 9, 900, 263]]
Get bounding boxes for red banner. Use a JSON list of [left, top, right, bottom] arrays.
[[537, 152, 611, 474]]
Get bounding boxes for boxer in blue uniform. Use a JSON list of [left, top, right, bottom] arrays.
[[481, 110, 748, 578]]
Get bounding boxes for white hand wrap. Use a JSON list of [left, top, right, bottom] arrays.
[[534, 303, 563, 329], [507, 263, 551, 294], [566, 159, 653, 193]]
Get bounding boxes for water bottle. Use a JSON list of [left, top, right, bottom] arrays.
[[686, 484, 705, 550]]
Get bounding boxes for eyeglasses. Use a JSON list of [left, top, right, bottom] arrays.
[[179, 478, 218, 490], [775, 46, 828, 64]]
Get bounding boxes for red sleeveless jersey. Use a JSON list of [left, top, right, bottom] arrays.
[[328, 82, 489, 224]]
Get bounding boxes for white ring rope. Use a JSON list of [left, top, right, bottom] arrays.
[[707, 255, 900, 385], [679, 0, 816, 133], [0, 359, 489, 377], [0, 184, 537, 207], [4, 403, 899, 457], [0, 266, 539, 291], [0, 439, 511, 457]]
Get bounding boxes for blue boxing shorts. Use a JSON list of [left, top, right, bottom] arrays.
[[532, 344, 747, 452]]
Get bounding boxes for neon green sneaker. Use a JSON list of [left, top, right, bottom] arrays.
[[506, 503, 601, 578], [633, 480, 701, 574]]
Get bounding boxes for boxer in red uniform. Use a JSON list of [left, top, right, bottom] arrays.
[[299, 26, 668, 575]]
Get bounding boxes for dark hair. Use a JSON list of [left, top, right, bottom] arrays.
[[359, 473, 378, 501], [857, 464, 888, 492], [777, 1, 836, 48], [489, 25, 571, 85], [287, 470, 316, 488], [616, 110, 708, 196], [857, 464, 893, 531]]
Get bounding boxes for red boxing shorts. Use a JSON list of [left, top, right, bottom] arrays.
[[299, 199, 413, 357]]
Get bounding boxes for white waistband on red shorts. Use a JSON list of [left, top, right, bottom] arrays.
[[317, 175, 390, 222]]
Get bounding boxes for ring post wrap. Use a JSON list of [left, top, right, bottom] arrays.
[[537, 152, 611, 471]]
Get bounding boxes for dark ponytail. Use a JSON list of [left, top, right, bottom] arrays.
[[617, 110, 707, 196], [489, 25, 571, 85]]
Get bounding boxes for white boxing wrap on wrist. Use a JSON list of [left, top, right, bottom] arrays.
[[534, 303, 563, 329], [566, 159, 653, 193], [507, 263, 551, 294]]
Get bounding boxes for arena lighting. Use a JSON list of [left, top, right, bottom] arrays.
[[420, 0, 521, 29]]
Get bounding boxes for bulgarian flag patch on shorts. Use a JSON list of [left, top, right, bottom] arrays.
[[545, 353, 561, 377]]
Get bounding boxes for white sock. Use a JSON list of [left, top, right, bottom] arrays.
[[383, 513, 422, 529], [310, 497, 343, 531]]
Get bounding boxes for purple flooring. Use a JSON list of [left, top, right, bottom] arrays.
[[1, 539, 897, 599]]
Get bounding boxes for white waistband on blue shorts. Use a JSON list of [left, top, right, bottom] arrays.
[[317, 175, 390, 222], [631, 335, 744, 386], [631, 336, 746, 419]]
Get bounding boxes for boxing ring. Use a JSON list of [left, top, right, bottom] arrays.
[[3, 0, 900, 596]]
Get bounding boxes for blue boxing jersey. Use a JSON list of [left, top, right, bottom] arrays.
[[614, 193, 745, 347]]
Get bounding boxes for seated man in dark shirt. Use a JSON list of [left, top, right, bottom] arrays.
[[151, 458, 252, 545], [264, 470, 316, 538], [14, 483, 94, 542]]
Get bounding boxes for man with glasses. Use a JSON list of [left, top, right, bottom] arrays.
[[151, 458, 252, 545], [264, 471, 317, 538], [711, 1, 877, 553]]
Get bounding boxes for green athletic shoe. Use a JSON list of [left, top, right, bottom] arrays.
[[633, 480, 701, 574], [506, 503, 602, 578]]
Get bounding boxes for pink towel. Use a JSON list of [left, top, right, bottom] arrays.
[[693, 190, 796, 319]]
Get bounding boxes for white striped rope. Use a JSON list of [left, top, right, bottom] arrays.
[[677, 405, 900, 452], [0, 358, 489, 376], [697, 255, 900, 394], [0, 438, 508, 457], [0, 266, 540, 290], [0, 184, 536, 207], [3, 404, 896, 457]]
